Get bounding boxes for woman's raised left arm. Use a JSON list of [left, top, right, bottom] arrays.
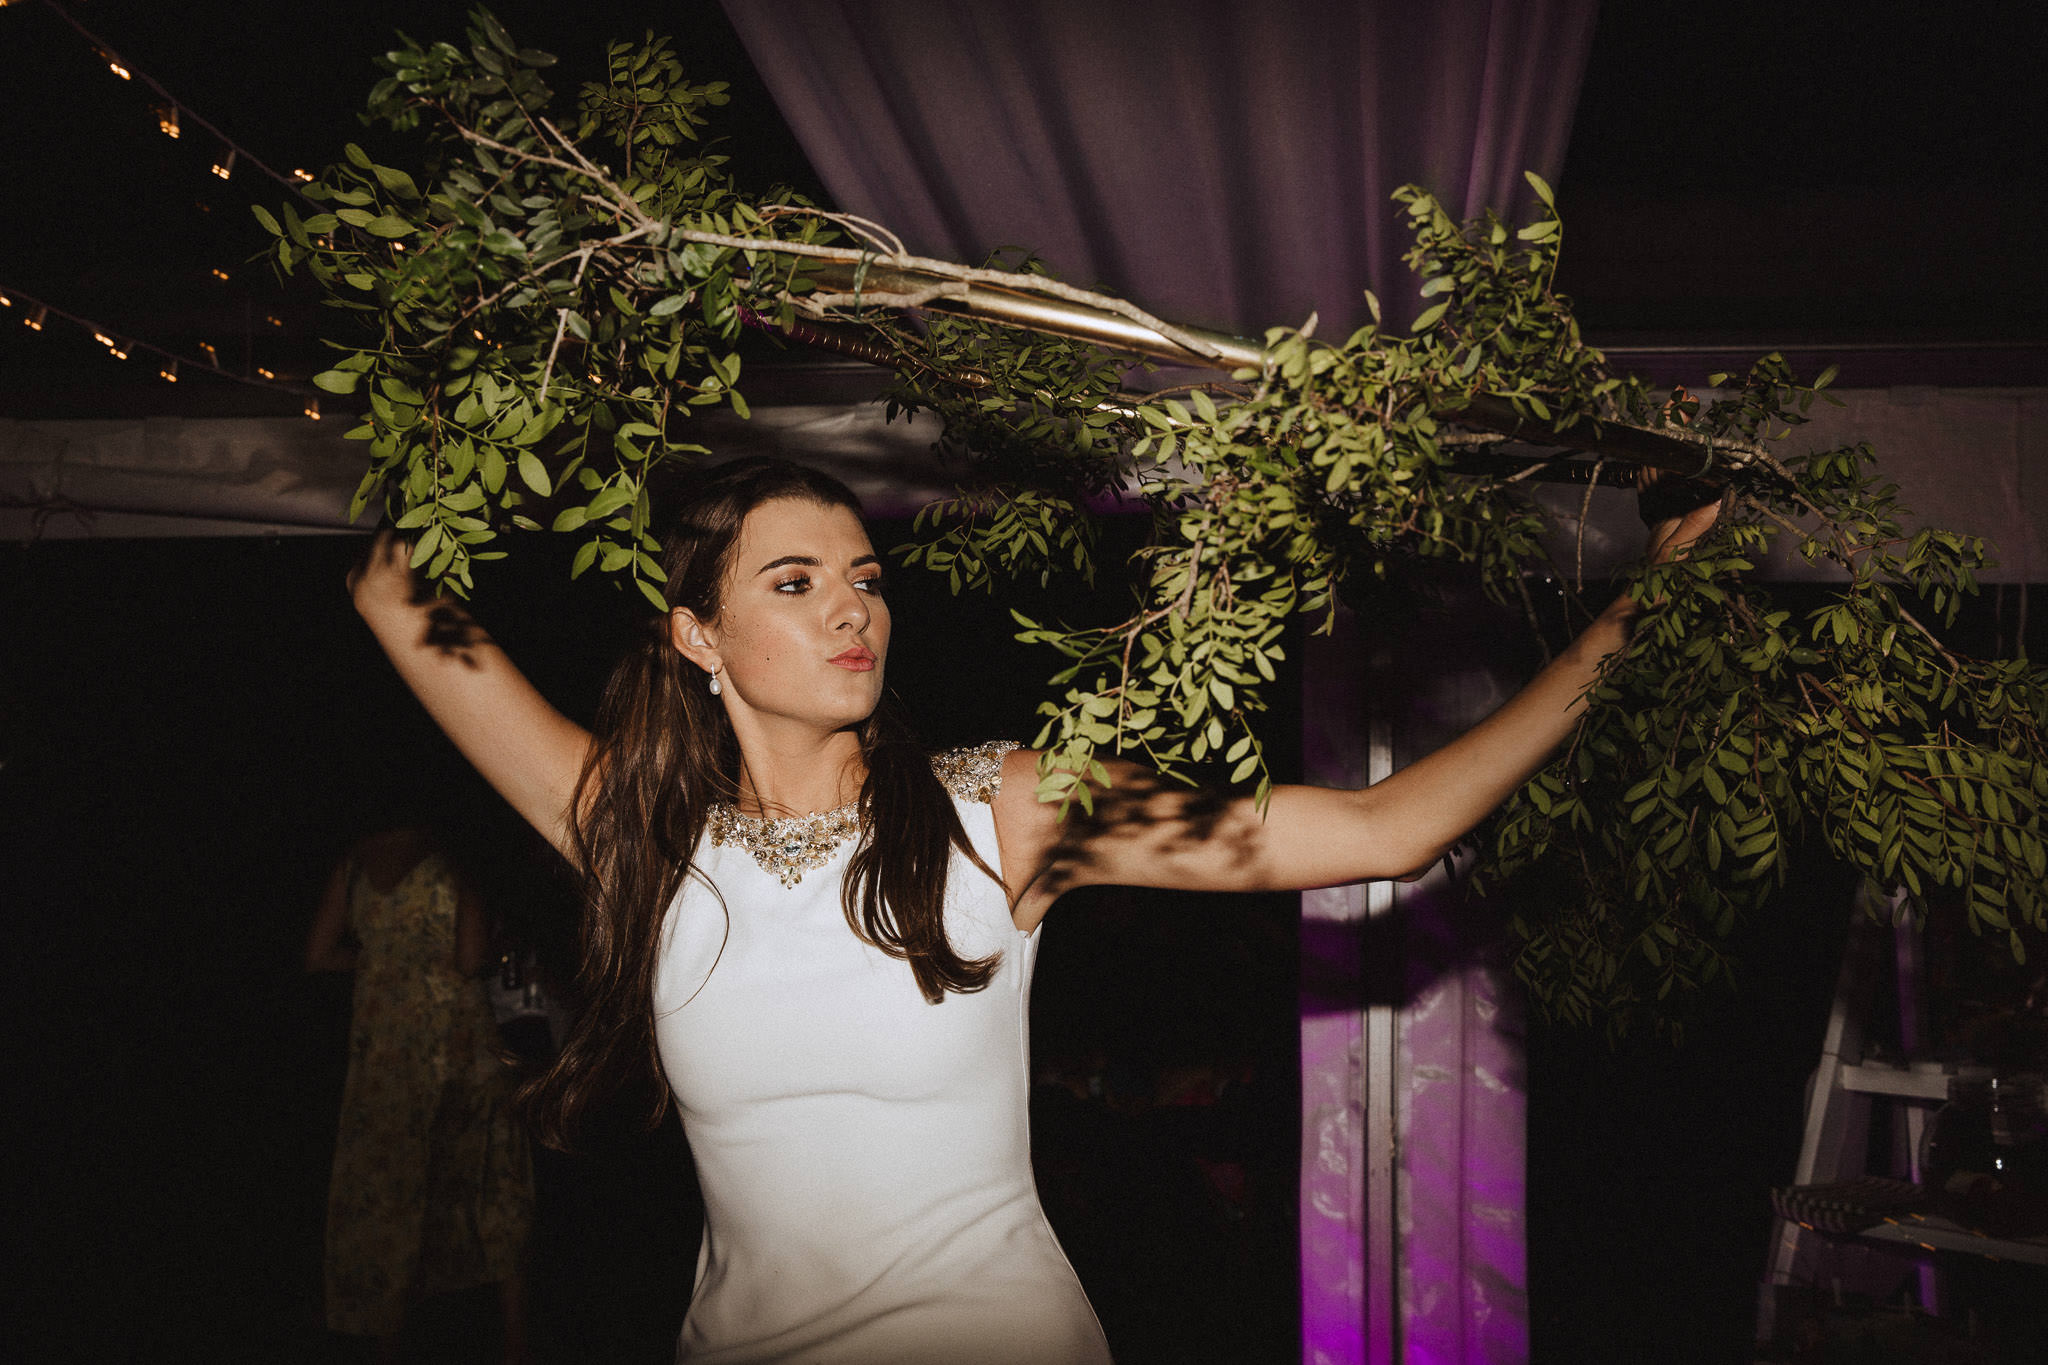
[[993, 497, 1720, 924]]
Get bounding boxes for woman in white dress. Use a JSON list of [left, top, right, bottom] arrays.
[[350, 458, 1715, 1361]]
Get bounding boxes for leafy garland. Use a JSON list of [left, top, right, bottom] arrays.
[[262, 9, 2046, 1029]]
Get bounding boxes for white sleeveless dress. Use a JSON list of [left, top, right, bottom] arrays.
[[652, 743, 1113, 1363]]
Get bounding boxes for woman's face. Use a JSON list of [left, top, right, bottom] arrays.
[[680, 497, 890, 734]]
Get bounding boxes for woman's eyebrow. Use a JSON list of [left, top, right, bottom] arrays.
[[753, 552, 881, 575]]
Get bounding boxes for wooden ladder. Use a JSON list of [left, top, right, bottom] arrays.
[[1759, 890, 1950, 1335]]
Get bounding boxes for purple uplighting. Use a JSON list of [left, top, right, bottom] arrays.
[[1301, 609, 1533, 1363]]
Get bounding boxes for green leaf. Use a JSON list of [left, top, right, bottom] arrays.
[[408, 523, 443, 567], [370, 163, 421, 200], [475, 8, 519, 54], [586, 484, 635, 519], [517, 451, 553, 496]]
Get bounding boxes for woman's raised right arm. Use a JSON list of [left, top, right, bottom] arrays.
[[350, 532, 592, 856]]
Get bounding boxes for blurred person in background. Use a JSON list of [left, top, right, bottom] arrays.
[[306, 823, 534, 1364]]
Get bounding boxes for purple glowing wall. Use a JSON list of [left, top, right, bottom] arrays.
[[1301, 608, 1530, 1363]]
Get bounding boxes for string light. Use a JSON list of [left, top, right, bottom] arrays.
[[5, 284, 319, 415], [265, 315, 284, 328], [41, 2, 318, 200], [291, 168, 314, 183], [0, 291, 11, 307], [210, 268, 230, 282]]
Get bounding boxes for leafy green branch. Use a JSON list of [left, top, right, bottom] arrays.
[[268, 9, 2046, 1027]]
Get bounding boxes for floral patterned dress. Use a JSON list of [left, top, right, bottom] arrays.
[[325, 852, 533, 1335]]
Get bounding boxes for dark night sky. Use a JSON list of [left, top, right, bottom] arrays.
[[1, 0, 2043, 418]]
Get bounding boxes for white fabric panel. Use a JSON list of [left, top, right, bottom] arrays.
[[1782, 386, 2046, 581], [1530, 388, 2048, 583], [0, 416, 370, 539], [14, 393, 2037, 590], [0, 406, 951, 539]]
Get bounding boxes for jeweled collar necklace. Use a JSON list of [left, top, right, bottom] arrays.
[[703, 741, 1018, 889], [707, 799, 862, 889]]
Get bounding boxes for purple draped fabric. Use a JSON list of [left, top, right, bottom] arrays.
[[720, 4, 1597, 1359], [719, 0, 1596, 334]]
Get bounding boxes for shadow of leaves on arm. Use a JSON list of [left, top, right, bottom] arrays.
[[418, 599, 493, 666], [1034, 766, 1270, 900]]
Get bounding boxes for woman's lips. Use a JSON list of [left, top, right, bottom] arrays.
[[828, 647, 876, 671]]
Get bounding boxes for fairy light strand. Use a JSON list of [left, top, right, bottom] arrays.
[[6, 3, 331, 412], [1, 284, 323, 411], [35, 0, 318, 203]]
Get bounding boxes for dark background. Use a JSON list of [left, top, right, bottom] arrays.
[[5, 2, 2048, 1361]]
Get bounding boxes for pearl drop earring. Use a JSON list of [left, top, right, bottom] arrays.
[[708, 671, 722, 696]]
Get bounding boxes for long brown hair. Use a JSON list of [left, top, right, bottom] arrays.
[[523, 457, 999, 1150]]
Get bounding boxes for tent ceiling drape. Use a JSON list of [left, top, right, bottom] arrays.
[[718, 0, 1597, 337]]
